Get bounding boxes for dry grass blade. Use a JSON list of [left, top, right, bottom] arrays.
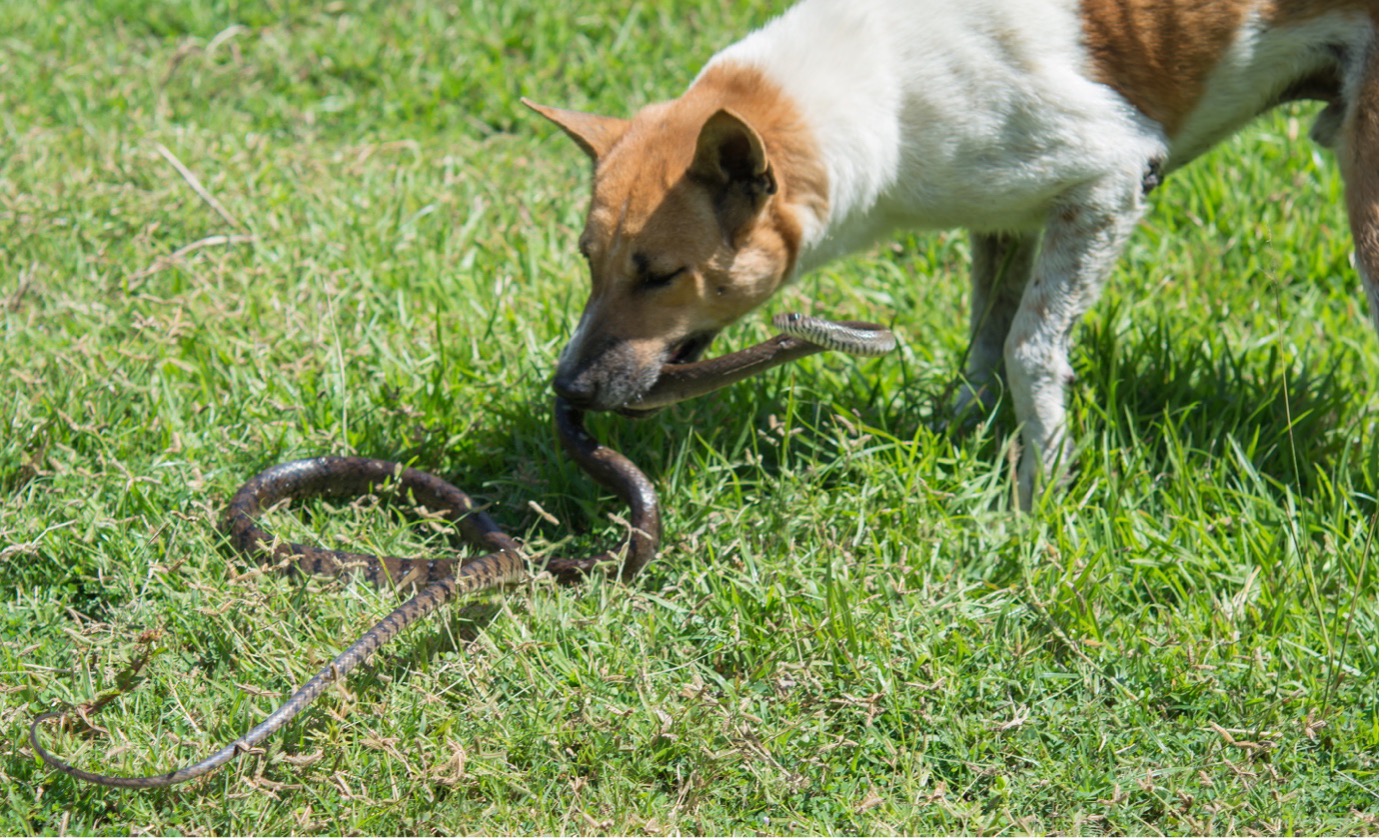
[[131, 234, 258, 281], [153, 142, 244, 229]]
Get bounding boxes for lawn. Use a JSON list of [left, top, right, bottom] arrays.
[[1, 0, 1377, 835]]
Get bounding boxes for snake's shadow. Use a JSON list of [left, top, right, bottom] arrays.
[[341, 599, 504, 693]]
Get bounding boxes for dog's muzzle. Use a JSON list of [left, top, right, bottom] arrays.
[[552, 330, 719, 413]]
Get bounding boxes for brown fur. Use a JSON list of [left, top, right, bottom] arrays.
[[1080, 0, 1375, 136], [1079, 0, 1258, 135], [527, 64, 828, 410], [523, 102, 628, 160]]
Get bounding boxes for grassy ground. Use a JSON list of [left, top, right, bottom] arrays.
[[1, 0, 1377, 834]]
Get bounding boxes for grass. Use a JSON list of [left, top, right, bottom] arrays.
[[1, 0, 1377, 834]]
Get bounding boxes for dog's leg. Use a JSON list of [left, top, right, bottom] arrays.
[[1339, 41, 1378, 324], [952, 232, 1039, 421], [1004, 175, 1146, 509]]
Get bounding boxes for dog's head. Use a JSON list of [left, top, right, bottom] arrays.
[[525, 79, 814, 413]]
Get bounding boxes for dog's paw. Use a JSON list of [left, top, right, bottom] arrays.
[[1015, 436, 1076, 512]]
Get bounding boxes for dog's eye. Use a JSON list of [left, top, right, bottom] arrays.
[[642, 267, 686, 290], [632, 252, 685, 290]]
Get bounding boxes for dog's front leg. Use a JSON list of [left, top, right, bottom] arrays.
[[1004, 176, 1146, 509], [952, 232, 1040, 422]]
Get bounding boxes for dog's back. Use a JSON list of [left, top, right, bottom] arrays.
[[708, 0, 1376, 289]]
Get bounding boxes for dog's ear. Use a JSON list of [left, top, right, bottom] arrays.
[[689, 109, 776, 236], [522, 98, 628, 161]]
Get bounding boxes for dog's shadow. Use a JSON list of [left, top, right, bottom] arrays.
[[1072, 316, 1376, 500], [270, 317, 1373, 598], [554, 316, 1376, 515], [874, 314, 1376, 506], [274, 304, 1377, 585]]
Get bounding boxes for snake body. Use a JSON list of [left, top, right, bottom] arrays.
[[773, 313, 897, 357], [627, 315, 897, 409], [31, 314, 893, 789]]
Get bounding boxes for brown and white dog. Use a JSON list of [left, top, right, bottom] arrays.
[[525, 0, 1378, 508]]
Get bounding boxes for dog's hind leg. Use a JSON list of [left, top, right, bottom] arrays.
[[1005, 174, 1147, 510], [1339, 38, 1378, 325], [951, 232, 1039, 422]]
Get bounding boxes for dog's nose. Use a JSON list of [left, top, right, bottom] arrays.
[[552, 373, 597, 408]]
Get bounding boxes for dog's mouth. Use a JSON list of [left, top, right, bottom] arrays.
[[666, 331, 717, 367], [615, 331, 719, 418]]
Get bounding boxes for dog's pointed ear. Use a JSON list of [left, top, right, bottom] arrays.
[[522, 98, 628, 161], [689, 109, 777, 236]]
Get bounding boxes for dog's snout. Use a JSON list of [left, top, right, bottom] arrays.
[[552, 331, 668, 412], [552, 372, 598, 407]]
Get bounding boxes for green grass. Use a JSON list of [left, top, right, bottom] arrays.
[[1, 0, 1377, 834]]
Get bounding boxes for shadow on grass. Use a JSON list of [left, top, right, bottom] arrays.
[[1080, 313, 1377, 506], [9, 307, 1370, 628], [388, 312, 1373, 553], [770, 310, 1376, 511]]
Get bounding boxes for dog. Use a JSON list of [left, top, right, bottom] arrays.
[[525, 0, 1378, 509]]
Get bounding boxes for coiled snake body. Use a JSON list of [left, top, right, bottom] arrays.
[[30, 314, 894, 789]]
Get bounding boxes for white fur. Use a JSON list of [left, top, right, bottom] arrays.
[[1171, 9, 1375, 167], [695, 0, 1374, 508], [706, 0, 1165, 269]]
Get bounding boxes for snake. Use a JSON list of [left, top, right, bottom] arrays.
[[29, 314, 895, 789]]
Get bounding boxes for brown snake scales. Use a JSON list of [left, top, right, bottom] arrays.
[[30, 314, 895, 789]]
